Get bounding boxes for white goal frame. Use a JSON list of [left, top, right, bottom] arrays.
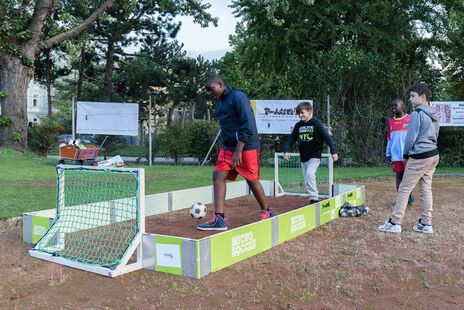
[[29, 166, 145, 277], [274, 152, 333, 198]]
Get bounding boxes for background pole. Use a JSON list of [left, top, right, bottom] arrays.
[[148, 96, 152, 166], [72, 96, 75, 140]]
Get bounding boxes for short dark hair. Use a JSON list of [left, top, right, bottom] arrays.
[[296, 101, 312, 114], [409, 83, 431, 101], [205, 74, 224, 86], [391, 98, 404, 106]]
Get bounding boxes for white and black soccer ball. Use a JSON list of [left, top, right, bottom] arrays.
[[190, 202, 207, 219]]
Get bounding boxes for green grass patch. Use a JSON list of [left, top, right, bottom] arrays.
[[1, 149, 463, 219]]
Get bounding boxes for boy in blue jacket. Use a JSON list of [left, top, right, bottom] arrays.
[[197, 75, 273, 231], [379, 83, 440, 234]]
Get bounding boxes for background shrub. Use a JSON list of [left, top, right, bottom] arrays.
[[187, 121, 221, 164], [158, 122, 192, 164], [27, 119, 62, 156], [437, 127, 464, 166]]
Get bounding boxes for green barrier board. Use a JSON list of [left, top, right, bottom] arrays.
[[278, 205, 316, 244], [154, 236, 183, 276], [32, 216, 51, 244], [345, 187, 363, 206], [210, 220, 272, 272]]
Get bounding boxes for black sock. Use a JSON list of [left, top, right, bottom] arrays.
[[215, 212, 224, 218]]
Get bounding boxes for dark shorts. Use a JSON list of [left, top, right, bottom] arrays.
[[214, 148, 260, 181], [392, 161, 406, 173]]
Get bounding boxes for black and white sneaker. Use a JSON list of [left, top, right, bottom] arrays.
[[378, 218, 401, 233], [413, 219, 433, 234]]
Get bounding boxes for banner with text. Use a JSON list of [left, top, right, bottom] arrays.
[[250, 100, 313, 134], [430, 101, 464, 127]]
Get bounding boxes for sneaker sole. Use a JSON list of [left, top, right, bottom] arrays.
[[378, 227, 401, 233], [197, 226, 228, 231], [413, 227, 433, 234]]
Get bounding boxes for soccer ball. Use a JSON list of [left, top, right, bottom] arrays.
[[190, 202, 207, 219]]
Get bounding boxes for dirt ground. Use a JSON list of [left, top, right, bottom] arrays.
[[1, 175, 464, 310], [146, 195, 311, 239]]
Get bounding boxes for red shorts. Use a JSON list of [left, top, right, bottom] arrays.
[[214, 148, 260, 181], [392, 161, 406, 173]]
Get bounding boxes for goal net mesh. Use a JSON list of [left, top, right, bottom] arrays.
[[276, 153, 330, 196], [33, 166, 140, 268]]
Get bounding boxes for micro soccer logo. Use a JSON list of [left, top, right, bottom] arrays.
[[290, 214, 306, 234], [231, 232, 256, 257], [34, 225, 46, 236]]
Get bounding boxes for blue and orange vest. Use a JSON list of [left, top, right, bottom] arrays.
[[386, 114, 410, 162]]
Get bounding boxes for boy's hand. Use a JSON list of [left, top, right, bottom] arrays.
[[284, 152, 291, 161], [332, 154, 339, 162], [232, 151, 242, 168], [232, 141, 245, 168], [386, 156, 392, 165]]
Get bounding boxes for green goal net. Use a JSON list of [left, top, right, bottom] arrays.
[[274, 153, 333, 197], [30, 166, 145, 276]]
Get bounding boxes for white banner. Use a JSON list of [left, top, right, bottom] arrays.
[[76, 101, 139, 136], [430, 101, 464, 127], [251, 100, 312, 134]]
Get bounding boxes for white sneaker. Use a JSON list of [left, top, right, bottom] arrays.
[[413, 219, 433, 234], [378, 218, 401, 233]]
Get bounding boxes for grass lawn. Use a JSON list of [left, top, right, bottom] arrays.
[[1, 148, 463, 219]]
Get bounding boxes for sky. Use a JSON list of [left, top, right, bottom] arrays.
[[174, 1, 238, 60]]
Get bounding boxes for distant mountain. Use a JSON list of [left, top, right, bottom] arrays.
[[186, 48, 232, 61]]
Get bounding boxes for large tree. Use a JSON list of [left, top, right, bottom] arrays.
[[84, 0, 216, 102], [0, 0, 118, 150]]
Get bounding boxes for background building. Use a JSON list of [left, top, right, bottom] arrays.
[[26, 80, 54, 125]]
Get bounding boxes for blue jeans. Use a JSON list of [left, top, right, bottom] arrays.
[[301, 158, 321, 200]]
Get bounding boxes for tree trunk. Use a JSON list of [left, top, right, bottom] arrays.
[[167, 108, 173, 126], [181, 107, 185, 127], [103, 40, 115, 102], [46, 50, 53, 119], [77, 46, 85, 101], [0, 0, 118, 152], [0, 55, 34, 150], [190, 106, 194, 122]]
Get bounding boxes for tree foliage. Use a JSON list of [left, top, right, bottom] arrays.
[[219, 0, 464, 165], [0, 0, 217, 151], [0, 0, 118, 150]]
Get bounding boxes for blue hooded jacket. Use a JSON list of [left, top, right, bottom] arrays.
[[215, 87, 260, 151]]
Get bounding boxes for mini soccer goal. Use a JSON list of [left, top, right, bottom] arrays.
[[274, 152, 333, 198], [29, 166, 145, 277]]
